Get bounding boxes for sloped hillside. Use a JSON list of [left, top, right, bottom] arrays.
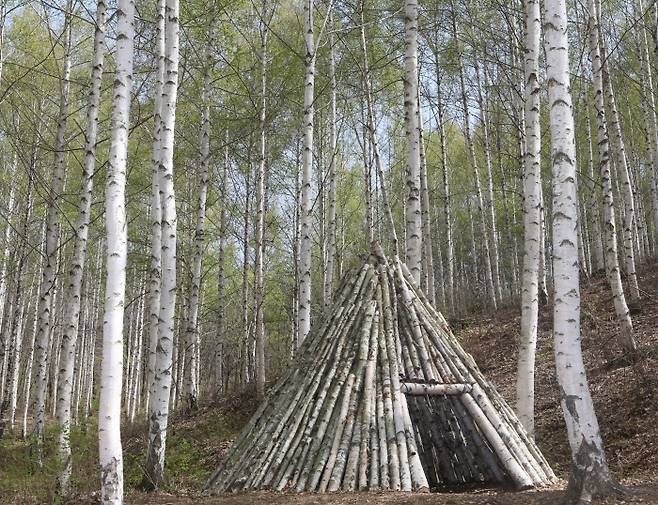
[[459, 264, 658, 484]]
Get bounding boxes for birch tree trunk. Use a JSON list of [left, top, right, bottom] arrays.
[[297, 0, 318, 346], [254, 7, 270, 399], [183, 65, 210, 410], [323, 11, 337, 308], [0, 149, 17, 364], [586, 109, 605, 271], [291, 139, 301, 357], [587, 0, 637, 356], [516, 0, 541, 438], [417, 91, 436, 305], [0, 0, 6, 86], [0, 158, 34, 438], [544, 1, 619, 499], [434, 60, 454, 311], [32, 2, 73, 461], [360, 106, 374, 244], [98, 0, 134, 501], [144, 0, 179, 488], [403, 0, 422, 284], [146, 0, 165, 415], [129, 298, 144, 423], [637, 0, 658, 252], [241, 165, 251, 382], [215, 135, 228, 391], [600, 47, 640, 301], [21, 193, 46, 441], [475, 62, 502, 304], [55, 0, 106, 493]]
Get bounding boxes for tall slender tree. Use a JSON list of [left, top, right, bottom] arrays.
[[516, 0, 541, 438], [32, 0, 74, 462], [587, 0, 636, 356], [98, 0, 135, 501], [183, 62, 211, 410], [144, 0, 180, 488], [545, 0, 621, 500], [55, 0, 106, 493], [403, 0, 422, 283], [146, 0, 166, 414]]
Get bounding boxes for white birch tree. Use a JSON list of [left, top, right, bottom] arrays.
[[516, 0, 541, 438], [297, 0, 333, 345], [56, 0, 106, 493], [403, 0, 422, 284], [183, 64, 211, 410], [145, 0, 180, 488], [297, 0, 316, 346], [323, 10, 337, 308], [587, 0, 637, 356], [146, 0, 165, 414], [98, 0, 135, 501], [545, 0, 624, 500], [32, 1, 73, 461]]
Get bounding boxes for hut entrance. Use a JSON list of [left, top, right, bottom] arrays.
[[403, 381, 510, 490]]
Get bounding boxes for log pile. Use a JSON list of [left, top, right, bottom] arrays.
[[205, 249, 556, 493]]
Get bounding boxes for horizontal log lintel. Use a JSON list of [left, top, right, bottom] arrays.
[[400, 382, 472, 396]]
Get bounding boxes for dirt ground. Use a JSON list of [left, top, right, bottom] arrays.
[[127, 484, 658, 505]]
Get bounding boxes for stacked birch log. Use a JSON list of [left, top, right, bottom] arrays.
[[205, 248, 556, 493]]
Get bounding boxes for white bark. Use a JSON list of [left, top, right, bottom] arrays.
[[587, 0, 636, 356], [145, 0, 179, 488], [0, 170, 34, 437], [545, 0, 616, 499], [600, 49, 640, 301], [417, 91, 435, 305], [84, 247, 102, 425], [98, 0, 134, 502], [0, 147, 18, 415], [146, 0, 165, 415], [32, 1, 73, 459], [0, 150, 17, 356], [0, 0, 6, 86], [215, 134, 228, 391], [129, 296, 144, 423], [475, 63, 502, 304], [403, 0, 422, 284], [254, 12, 268, 399], [21, 224, 46, 440], [516, 0, 541, 439], [183, 65, 210, 409], [56, 0, 105, 492], [434, 63, 454, 311], [323, 12, 337, 308], [585, 109, 604, 271], [636, 0, 658, 252], [297, 0, 316, 346]]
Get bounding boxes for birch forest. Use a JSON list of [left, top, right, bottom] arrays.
[[0, 0, 657, 504]]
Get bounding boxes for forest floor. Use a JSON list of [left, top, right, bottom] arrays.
[[3, 264, 658, 504], [125, 266, 658, 504]]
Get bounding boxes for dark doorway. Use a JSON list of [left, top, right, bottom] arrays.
[[406, 393, 510, 490]]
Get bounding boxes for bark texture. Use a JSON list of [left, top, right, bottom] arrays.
[[98, 0, 135, 502]]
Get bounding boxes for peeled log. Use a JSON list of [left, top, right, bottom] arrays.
[[401, 383, 472, 396]]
